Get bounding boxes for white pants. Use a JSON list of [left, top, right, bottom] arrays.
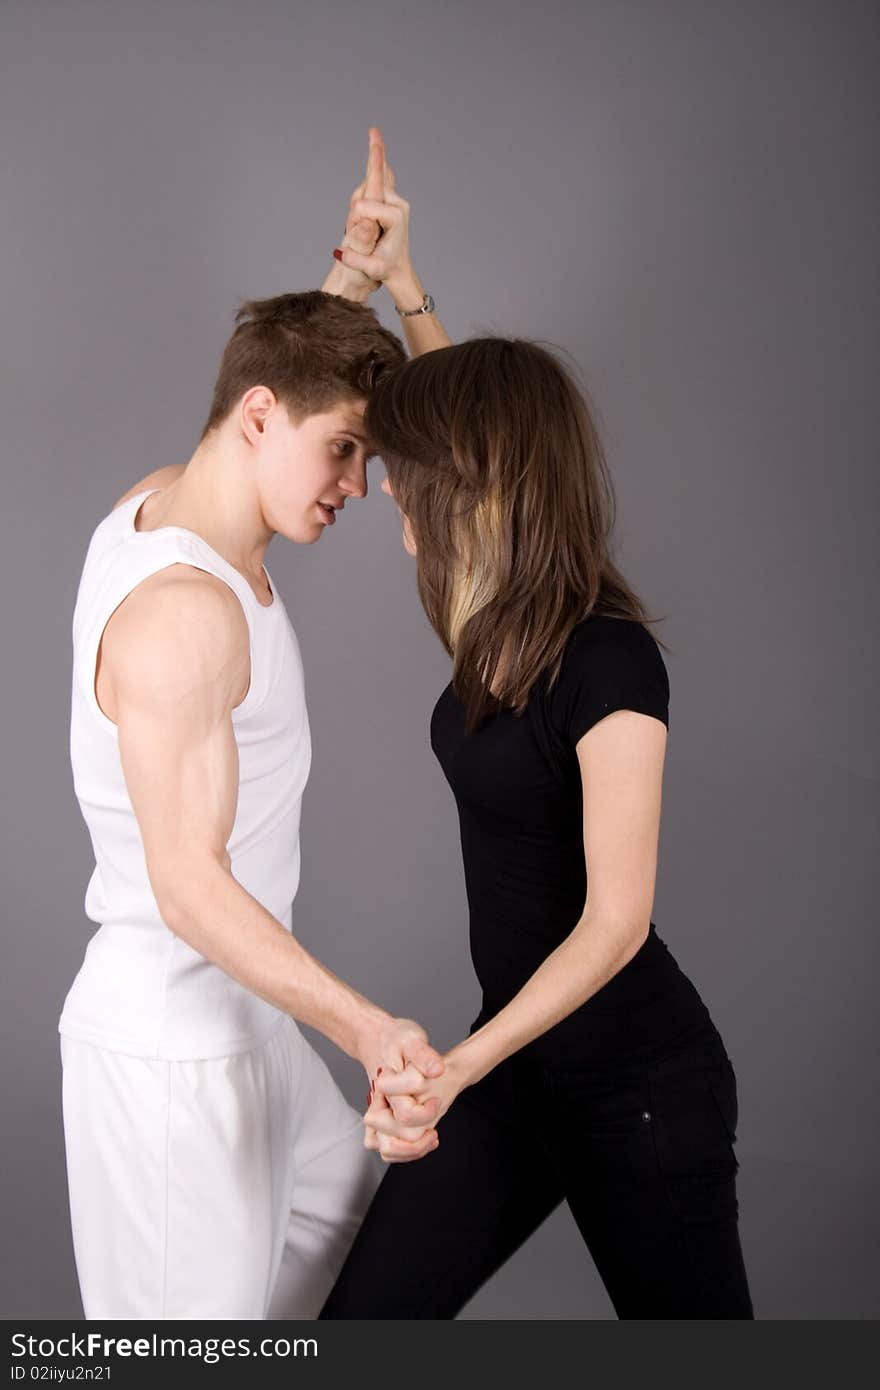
[[60, 1018, 381, 1319]]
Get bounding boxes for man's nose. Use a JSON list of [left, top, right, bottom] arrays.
[[340, 456, 368, 500]]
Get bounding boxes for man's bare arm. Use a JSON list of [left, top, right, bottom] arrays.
[[99, 569, 442, 1153]]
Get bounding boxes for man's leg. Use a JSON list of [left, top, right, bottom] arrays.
[[61, 1036, 172, 1318], [61, 1023, 301, 1319], [265, 1041, 382, 1319]]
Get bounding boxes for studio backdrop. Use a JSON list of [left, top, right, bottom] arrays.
[[1, 0, 877, 1319]]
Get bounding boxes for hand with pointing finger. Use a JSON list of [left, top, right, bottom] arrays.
[[332, 127, 414, 300], [323, 126, 394, 300]]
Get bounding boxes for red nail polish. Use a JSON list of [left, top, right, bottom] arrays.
[[332, 248, 343, 261]]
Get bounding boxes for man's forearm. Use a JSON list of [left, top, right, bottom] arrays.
[[321, 261, 374, 303], [160, 861, 387, 1061]]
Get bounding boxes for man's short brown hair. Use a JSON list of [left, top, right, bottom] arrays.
[[201, 290, 407, 438]]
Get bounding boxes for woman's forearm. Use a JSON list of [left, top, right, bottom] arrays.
[[386, 268, 452, 355], [320, 262, 449, 355], [450, 914, 650, 1089]]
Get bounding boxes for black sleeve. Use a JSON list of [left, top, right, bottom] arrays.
[[549, 618, 670, 748]]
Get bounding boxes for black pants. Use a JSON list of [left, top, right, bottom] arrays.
[[320, 1019, 754, 1319]]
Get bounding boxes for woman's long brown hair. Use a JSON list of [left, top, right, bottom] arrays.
[[365, 337, 664, 733]]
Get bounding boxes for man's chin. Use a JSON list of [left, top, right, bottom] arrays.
[[279, 520, 326, 545]]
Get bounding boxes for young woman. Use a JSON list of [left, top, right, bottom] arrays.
[[321, 176, 755, 1320]]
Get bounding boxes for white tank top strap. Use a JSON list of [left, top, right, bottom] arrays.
[[77, 489, 281, 731]]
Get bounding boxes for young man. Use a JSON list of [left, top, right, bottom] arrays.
[[59, 129, 450, 1319]]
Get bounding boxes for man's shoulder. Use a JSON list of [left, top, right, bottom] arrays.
[[110, 566, 246, 646], [102, 567, 249, 706]]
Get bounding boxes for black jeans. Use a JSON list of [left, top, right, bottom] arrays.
[[320, 1020, 754, 1319]]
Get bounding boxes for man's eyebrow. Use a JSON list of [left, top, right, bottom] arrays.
[[341, 425, 379, 455]]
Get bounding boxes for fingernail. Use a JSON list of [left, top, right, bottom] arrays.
[[332, 248, 343, 261]]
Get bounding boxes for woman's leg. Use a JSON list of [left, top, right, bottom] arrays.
[[542, 1042, 754, 1319], [319, 1062, 563, 1319]]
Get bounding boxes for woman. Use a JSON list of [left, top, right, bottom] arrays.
[[328, 144, 754, 1320]]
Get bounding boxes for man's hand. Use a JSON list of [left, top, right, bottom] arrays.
[[332, 162, 414, 302], [322, 126, 393, 300]]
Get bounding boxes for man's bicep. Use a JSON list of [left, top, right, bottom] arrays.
[[117, 690, 239, 884], [109, 584, 243, 903]]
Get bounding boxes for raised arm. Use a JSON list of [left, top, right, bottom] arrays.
[[324, 126, 451, 357], [100, 566, 443, 1159]]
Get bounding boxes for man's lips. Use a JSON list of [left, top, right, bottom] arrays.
[[318, 501, 343, 525]]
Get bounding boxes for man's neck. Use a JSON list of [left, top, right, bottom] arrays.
[[131, 434, 272, 584]]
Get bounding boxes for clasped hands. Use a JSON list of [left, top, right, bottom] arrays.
[[360, 1017, 469, 1163], [327, 125, 415, 299]]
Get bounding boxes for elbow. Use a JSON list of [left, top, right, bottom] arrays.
[[148, 854, 225, 934], [628, 917, 653, 957], [580, 907, 652, 962]]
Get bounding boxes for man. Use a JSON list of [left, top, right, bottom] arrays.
[[59, 128, 450, 1319]]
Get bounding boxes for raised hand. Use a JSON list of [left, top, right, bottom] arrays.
[[324, 126, 395, 299], [333, 129, 414, 298], [339, 127, 392, 289]]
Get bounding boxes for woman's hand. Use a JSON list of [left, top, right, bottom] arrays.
[[364, 1047, 473, 1161]]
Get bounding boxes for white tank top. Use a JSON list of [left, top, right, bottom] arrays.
[[59, 489, 312, 1060]]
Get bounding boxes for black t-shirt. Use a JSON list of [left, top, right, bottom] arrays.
[[431, 614, 711, 1064]]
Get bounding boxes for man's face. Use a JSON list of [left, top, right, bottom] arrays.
[[256, 398, 373, 543]]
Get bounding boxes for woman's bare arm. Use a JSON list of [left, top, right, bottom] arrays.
[[370, 709, 668, 1144]]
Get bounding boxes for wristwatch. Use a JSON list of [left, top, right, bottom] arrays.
[[394, 292, 436, 318]]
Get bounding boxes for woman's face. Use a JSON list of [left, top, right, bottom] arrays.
[[381, 475, 417, 556]]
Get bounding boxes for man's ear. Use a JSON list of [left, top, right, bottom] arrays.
[[239, 386, 277, 447]]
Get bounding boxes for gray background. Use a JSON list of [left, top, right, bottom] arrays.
[[1, 0, 877, 1320]]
